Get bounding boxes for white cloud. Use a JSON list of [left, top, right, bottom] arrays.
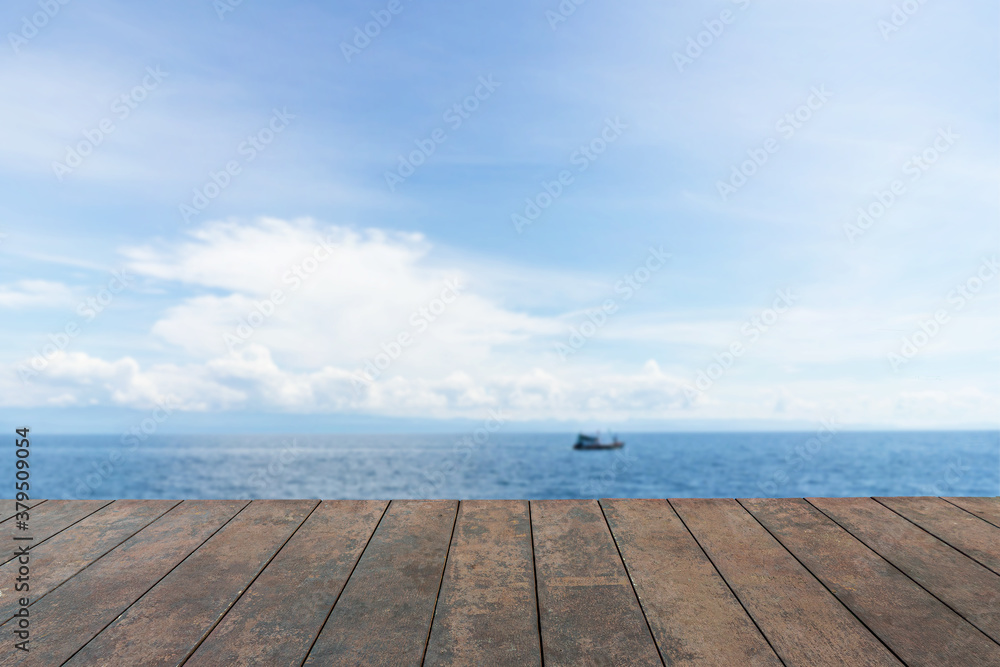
[[5, 344, 995, 427], [1, 345, 690, 418], [1, 218, 694, 418], [0, 280, 74, 308], [3, 217, 997, 426], [124, 217, 560, 372]]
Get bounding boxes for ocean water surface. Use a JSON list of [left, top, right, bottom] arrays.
[[27, 431, 999, 500]]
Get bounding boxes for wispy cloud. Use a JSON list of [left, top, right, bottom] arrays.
[[0, 280, 74, 308]]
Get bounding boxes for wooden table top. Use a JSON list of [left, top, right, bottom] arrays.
[[1, 497, 998, 666]]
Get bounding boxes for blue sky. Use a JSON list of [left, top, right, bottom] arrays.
[[1, 0, 997, 433]]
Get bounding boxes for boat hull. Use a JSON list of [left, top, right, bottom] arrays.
[[573, 442, 624, 450]]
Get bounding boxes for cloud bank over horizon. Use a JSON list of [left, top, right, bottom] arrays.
[[3, 217, 996, 429]]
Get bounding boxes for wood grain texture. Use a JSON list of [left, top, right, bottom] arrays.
[[945, 496, 1000, 528], [0, 499, 110, 566], [601, 498, 781, 667], [0, 500, 248, 667], [810, 496, 1000, 643], [0, 499, 178, 624], [424, 500, 541, 667], [186, 500, 387, 667], [0, 497, 994, 665], [531, 499, 662, 667], [64, 499, 317, 667], [878, 496, 1000, 575], [672, 498, 901, 667], [304, 500, 458, 667], [0, 499, 44, 524], [742, 498, 1000, 666]]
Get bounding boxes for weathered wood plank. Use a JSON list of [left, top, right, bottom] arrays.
[[531, 499, 661, 666], [601, 498, 781, 666], [0, 499, 110, 566], [424, 500, 541, 667], [945, 497, 1000, 528], [671, 498, 900, 667], [185, 500, 388, 667], [0, 499, 178, 624], [64, 499, 317, 666], [743, 498, 1000, 666], [810, 497, 1000, 643], [0, 497, 992, 665], [0, 500, 248, 667], [877, 496, 1000, 575], [304, 500, 458, 666], [0, 499, 44, 524], [0, 501, 18, 521]]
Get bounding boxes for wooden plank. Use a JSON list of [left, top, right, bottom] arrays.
[[811, 497, 1000, 643], [0, 499, 44, 524], [531, 499, 661, 666], [671, 498, 900, 667], [0, 500, 247, 667], [303, 500, 458, 666], [945, 497, 1000, 528], [424, 500, 541, 667], [185, 500, 388, 667], [877, 496, 1000, 575], [64, 499, 317, 667], [0, 499, 178, 624], [742, 498, 1000, 665], [601, 498, 781, 666], [0, 499, 110, 566]]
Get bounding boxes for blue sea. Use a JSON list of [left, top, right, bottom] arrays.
[[24, 431, 999, 500]]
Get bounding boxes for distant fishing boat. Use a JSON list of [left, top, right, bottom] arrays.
[[573, 432, 624, 450]]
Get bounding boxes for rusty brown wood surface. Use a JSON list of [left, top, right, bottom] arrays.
[[64, 499, 317, 667], [810, 496, 1000, 643], [601, 498, 781, 667], [742, 498, 1000, 666], [0, 500, 111, 567], [0, 499, 178, 625], [303, 500, 458, 667], [0, 500, 248, 667], [424, 499, 541, 667], [877, 496, 1000, 575], [185, 500, 388, 667], [0, 499, 44, 524], [672, 498, 901, 666], [0, 497, 996, 665], [945, 496, 1000, 528], [531, 499, 662, 666], [0, 501, 18, 522]]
